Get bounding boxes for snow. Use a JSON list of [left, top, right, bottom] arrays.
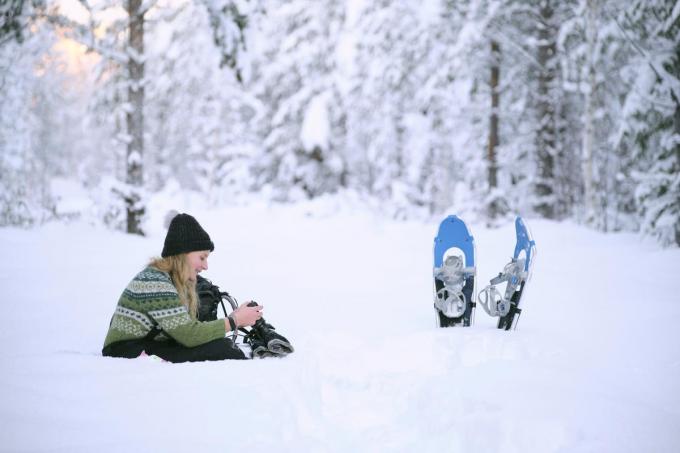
[[51, 178, 94, 216], [300, 92, 330, 153], [414, 0, 441, 27], [1, 196, 679, 452], [56, 0, 90, 24]]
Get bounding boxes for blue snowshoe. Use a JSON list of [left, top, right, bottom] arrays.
[[478, 216, 537, 330], [433, 215, 477, 327]]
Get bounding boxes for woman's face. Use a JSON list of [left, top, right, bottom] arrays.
[[186, 250, 210, 282]]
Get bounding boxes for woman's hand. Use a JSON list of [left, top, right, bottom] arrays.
[[230, 302, 263, 329]]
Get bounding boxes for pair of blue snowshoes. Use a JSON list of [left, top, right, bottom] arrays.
[[433, 216, 536, 330]]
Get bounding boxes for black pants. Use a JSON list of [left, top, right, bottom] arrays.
[[103, 337, 247, 363]]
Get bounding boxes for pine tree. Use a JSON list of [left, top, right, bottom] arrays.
[[32, 0, 149, 233], [560, 0, 635, 231], [424, 0, 531, 221], [618, 0, 679, 246], [481, 0, 537, 218], [0, 1, 59, 226], [30, 0, 254, 231], [199, 0, 249, 81], [350, 0, 417, 207], [470, 0, 518, 223], [145, 1, 260, 202], [252, 0, 346, 200], [349, 0, 485, 216]]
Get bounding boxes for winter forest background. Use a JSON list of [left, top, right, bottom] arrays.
[[1, 0, 679, 246]]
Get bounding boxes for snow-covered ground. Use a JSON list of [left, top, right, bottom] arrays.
[[1, 197, 679, 452]]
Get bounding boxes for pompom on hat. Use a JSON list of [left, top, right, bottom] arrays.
[[161, 213, 215, 258]]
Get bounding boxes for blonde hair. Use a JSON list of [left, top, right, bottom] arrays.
[[149, 254, 198, 319]]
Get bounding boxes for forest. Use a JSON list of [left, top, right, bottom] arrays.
[[1, 0, 678, 246]]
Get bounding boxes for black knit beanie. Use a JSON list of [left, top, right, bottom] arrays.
[[161, 213, 215, 257]]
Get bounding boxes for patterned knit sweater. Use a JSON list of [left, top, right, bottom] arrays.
[[103, 266, 226, 348]]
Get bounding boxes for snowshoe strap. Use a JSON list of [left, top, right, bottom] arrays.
[[478, 284, 506, 317]]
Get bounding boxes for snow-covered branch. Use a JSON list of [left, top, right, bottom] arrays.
[[36, 9, 128, 64]]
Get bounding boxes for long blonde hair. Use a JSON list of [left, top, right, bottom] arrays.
[[149, 254, 198, 319]]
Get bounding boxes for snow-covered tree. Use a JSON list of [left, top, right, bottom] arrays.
[[417, 0, 493, 218], [34, 0, 256, 232], [198, 0, 250, 80], [349, 0, 422, 208], [559, 0, 635, 230], [0, 3, 63, 226], [526, 0, 569, 218], [33, 0, 149, 233], [145, 0, 260, 202], [347, 0, 488, 217], [617, 0, 680, 246], [1, 0, 678, 249], [252, 0, 346, 200]]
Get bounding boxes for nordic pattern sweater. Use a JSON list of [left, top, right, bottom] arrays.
[[103, 266, 226, 348]]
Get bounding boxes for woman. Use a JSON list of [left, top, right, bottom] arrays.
[[102, 213, 263, 362]]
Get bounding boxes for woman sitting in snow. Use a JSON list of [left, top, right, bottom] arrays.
[[102, 213, 265, 362]]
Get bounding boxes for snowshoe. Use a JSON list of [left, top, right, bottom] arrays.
[[245, 302, 294, 357], [478, 216, 537, 330], [433, 215, 476, 327]]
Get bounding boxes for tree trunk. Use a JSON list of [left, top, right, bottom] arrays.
[[582, 0, 597, 226], [534, 1, 557, 219], [126, 0, 145, 235], [487, 40, 500, 219], [674, 72, 680, 247]]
